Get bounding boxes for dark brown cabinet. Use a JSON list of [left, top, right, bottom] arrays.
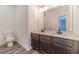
[[51, 43, 72, 54], [51, 37, 73, 48], [50, 37, 79, 54], [40, 35, 50, 53], [50, 37, 73, 54], [31, 33, 40, 51], [40, 39, 50, 53], [31, 33, 79, 54]]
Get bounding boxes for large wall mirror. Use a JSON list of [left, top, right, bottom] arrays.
[[38, 5, 74, 33]]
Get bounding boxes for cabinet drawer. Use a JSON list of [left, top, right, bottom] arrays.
[[40, 38, 50, 43], [51, 43, 72, 54], [31, 38, 39, 51], [31, 36, 39, 40], [40, 39, 50, 53], [40, 35, 50, 41], [51, 37, 73, 47], [31, 33, 39, 38]]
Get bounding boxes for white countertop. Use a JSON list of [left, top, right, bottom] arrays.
[[31, 30, 79, 41]]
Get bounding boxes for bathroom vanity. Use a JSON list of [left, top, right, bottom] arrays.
[[31, 6, 79, 54], [31, 31, 79, 54]]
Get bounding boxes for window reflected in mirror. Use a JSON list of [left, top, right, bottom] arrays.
[[59, 15, 66, 32]]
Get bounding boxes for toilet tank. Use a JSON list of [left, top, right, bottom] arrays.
[[0, 33, 5, 45]]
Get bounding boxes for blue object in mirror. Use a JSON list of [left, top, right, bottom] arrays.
[[59, 15, 66, 32]]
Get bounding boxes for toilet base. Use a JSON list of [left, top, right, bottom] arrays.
[[7, 42, 13, 47]]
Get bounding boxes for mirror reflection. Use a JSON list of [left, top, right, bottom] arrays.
[[39, 5, 74, 33]]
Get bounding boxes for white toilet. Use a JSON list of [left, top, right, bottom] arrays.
[[4, 32, 15, 47], [0, 32, 6, 47]]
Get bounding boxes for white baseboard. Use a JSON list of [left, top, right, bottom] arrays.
[[16, 41, 32, 51], [25, 47, 32, 51]]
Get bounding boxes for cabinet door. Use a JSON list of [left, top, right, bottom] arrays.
[[51, 43, 72, 54], [40, 39, 50, 54], [31, 38, 39, 51], [51, 37, 73, 48]]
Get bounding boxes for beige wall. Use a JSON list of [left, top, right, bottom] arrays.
[[15, 6, 40, 50], [28, 6, 39, 32], [45, 6, 72, 32], [15, 6, 29, 50], [38, 8, 45, 31], [0, 6, 16, 45], [28, 6, 39, 50], [73, 6, 79, 34], [0, 6, 16, 33]]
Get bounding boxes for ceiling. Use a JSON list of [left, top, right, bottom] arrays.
[[38, 5, 46, 8], [38, 5, 60, 12], [38, 5, 60, 8]]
